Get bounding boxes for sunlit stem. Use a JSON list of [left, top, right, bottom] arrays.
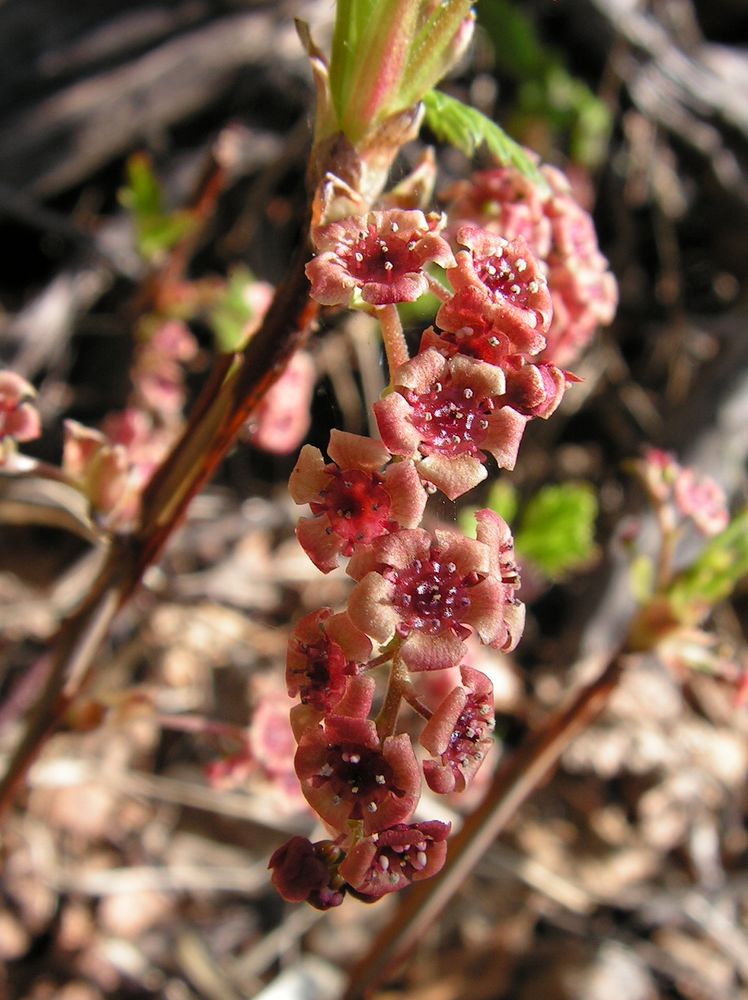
[[426, 271, 452, 302], [375, 655, 409, 739], [655, 502, 679, 591], [401, 683, 432, 720], [377, 303, 410, 377]]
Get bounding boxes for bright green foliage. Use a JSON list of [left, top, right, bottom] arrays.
[[485, 480, 520, 526], [477, 0, 612, 168], [630, 554, 655, 604], [209, 267, 259, 353], [666, 509, 748, 625], [119, 154, 196, 263], [514, 482, 598, 579], [459, 481, 597, 580], [329, 0, 474, 145], [422, 90, 547, 189]]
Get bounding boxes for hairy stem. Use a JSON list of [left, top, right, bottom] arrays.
[[375, 655, 409, 738], [378, 303, 410, 375]]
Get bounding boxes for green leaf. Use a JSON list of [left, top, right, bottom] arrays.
[[515, 482, 598, 579], [477, 0, 546, 80], [208, 267, 260, 353], [630, 554, 655, 603], [422, 89, 548, 191], [667, 508, 748, 624], [118, 154, 196, 262], [486, 480, 519, 525], [476, 0, 611, 169]]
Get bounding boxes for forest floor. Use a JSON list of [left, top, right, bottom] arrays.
[[1, 1, 748, 998]]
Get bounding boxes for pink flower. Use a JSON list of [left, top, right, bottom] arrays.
[[373, 348, 526, 499], [442, 163, 618, 367], [289, 429, 427, 572], [344, 515, 523, 672], [62, 420, 132, 523], [473, 508, 526, 652], [674, 468, 729, 537], [305, 210, 455, 307], [637, 447, 682, 503], [248, 688, 298, 779], [339, 820, 450, 900], [133, 319, 197, 418], [420, 666, 495, 794], [442, 165, 552, 258], [294, 677, 421, 835], [0, 370, 41, 459], [450, 229, 553, 350], [286, 608, 371, 716], [268, 836, 346, 909], [248, 349, 315, 455], [499, 356, 571, 419]]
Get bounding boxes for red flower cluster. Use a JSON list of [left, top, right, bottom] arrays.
[[442, 163, 617, 367], [271, 161, 615, 908]]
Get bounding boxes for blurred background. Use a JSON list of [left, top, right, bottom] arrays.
[[1, 1, 748, 997]]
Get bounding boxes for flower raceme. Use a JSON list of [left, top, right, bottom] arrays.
[[270, 155, 616, 909]]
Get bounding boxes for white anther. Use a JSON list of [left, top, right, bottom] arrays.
[[515, 258, 527, 272]]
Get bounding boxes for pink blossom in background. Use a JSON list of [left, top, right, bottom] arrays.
[[0, 370, 41, 460], [248, 349, 315, 454], [673, 467, 729, 537]]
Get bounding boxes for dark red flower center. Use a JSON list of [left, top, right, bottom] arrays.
[[474, 248, 539, 311], [316, 746, 398, 819], [341, 226, 417, 287], [404, 382, 493, 459], [311, 468, 392, 547], [295, 639, 349, 711], [390, 557, 472, 636]]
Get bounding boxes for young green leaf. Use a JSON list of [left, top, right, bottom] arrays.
[[514, 482, 598, 579], [118, 154, 195, 263], [666, 508, 748, 624], [208, 267, 260, 353], [422, 89, 547, 190]]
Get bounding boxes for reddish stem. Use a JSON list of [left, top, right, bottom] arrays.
[[377, 303, 410, 376]]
